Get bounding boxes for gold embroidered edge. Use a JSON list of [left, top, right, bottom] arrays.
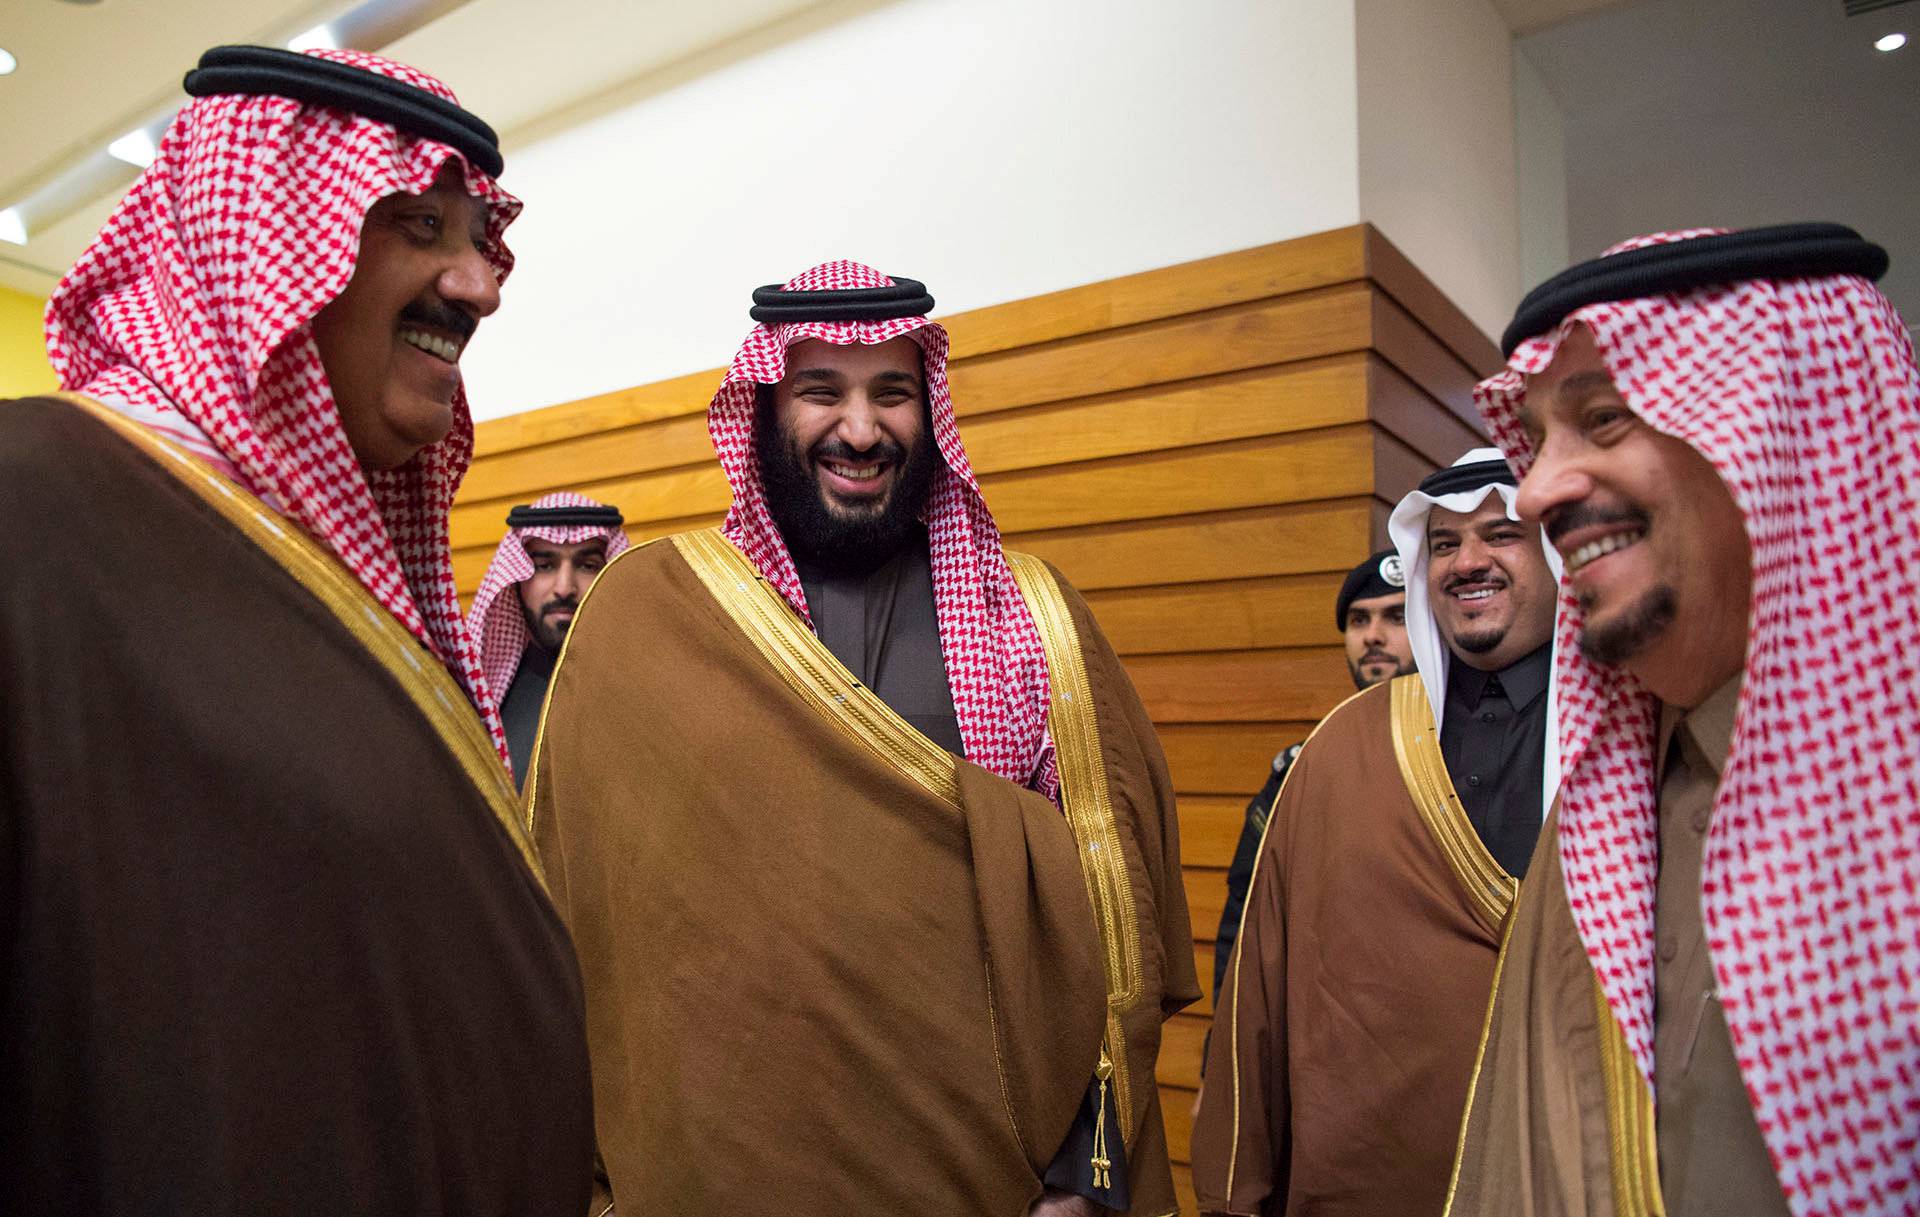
[[673, 527, 959, 807], [1593, 973, 1667, 1217], [1388, 673, 1518, 931], [1003, 551, 1145, 1140], [45, 393, 543, 893], [1440, 890, 1521, 1217]]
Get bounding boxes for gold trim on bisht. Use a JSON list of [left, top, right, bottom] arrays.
[[1389, 673, 1518, 931], [1594, 976, 1667, 1217], [674, 527, 961, 808], [48, 392, 542, 892], [1005, 551, 1146, 1142]]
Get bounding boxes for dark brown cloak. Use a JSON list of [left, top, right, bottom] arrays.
[[1191, 675, 1517, 1217], [529, 528, 1198, 1215], [0, 395, 593, 1215]]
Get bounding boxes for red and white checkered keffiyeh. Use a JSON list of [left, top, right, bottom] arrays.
[[1476, 229, 1920, 1216], [467, 491, 630, 715], [44, 48, 520, 758], [709, 260, 1055, 794]]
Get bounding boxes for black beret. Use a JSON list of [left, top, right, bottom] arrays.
[[1335, 549, 1406, 630]]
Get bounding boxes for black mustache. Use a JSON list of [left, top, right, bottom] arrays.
[[1359, 649, 1398, 665], [1544, 501, 1649, 545], [1442, 569, 1507, 594], [538, 596, 579, 617], [813, 438, 906, 466], [401, 300, 477, 341]]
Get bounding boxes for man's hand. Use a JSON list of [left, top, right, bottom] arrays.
[[1027, 1186, 1102, 1216]]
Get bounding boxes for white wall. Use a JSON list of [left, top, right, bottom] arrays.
[[1511, 44, 1569, 297], [461, 0, 1364, 420], [1353, 0, 1519, 342]]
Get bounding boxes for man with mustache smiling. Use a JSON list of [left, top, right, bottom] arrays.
[[1448, 225, 1917, 1217], [1193, 450, 1558, 1217], [0, 46, 590, 1213], [528, 263, 1197, 1216]]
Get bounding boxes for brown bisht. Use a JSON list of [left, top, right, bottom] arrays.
[[529, 527, 1198, 1215], [1191, 675, 1517, 1217], [0, 395, 592, 1213]]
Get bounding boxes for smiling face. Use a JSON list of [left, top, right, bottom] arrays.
[[1343, 591, 1412, 689], [1514, 325, 1751, 708], [754, 336, 942, 572], [1426, 494, 1557, 672], [516, 536, 608, 653], [313, 164, 501, 472]]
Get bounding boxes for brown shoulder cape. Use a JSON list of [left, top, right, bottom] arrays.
[[1443, 806, 1663, 1217], [529, 527, 1198, 1216], [1191, 674, 1517, 1217], [0, 396, 592, 1214]]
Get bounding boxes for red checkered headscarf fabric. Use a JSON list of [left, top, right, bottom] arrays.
[[45, 49, 520, 758], [467, 491, 630, 715], [1476, 229, 1920, 1216], [709, 260, 1055, 795]]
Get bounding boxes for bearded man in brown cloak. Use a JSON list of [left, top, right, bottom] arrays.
[[528, 263, 1199, 1216]]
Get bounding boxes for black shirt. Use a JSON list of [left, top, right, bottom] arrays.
[[500, 643, 556, 791], [1439, 644, 1550, 878], [794, 533, 966, 758]]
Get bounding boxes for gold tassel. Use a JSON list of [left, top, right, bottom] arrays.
[[1091, 1045, 1115, 1189]]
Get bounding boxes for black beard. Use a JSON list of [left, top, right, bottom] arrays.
[[1451, 624, 1507, 655], [1579, 583, 1676, 668], [753, 405, 941, 576], [1347, 652, 1414, 690], [521, 594, 576, 655]]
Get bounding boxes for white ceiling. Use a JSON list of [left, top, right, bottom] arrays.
[[1519, 0, 1920, 322], [0, 0, 831, 294]]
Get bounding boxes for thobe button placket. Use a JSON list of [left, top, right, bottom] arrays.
[[1467, 775, 1482, 788], [1691, 806, 1711, 833], [1480, 711, 1497, 724], [1660, 935, 1679, 963]]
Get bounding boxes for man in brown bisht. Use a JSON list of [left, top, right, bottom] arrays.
[[1206, 550, 1414, 1007], [529, 261, 1199, 1215], [0, 46, 590, 1212], [1191, 450, 1559, 1216], [1446, 225, 1917, 1217]]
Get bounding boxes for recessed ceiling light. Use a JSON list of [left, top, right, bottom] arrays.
[[1877, 32, 1908, 52], [0, 47, 18, 76], [0, 208, 27, 246], [108, 129, 158, 169], [288, 25, 339, 53]]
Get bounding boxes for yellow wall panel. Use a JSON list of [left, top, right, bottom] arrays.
[[0, 287, 55, 399]]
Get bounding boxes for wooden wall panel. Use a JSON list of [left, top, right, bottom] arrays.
[[455, 224, 1499, 1212]]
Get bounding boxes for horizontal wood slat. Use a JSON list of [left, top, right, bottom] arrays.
[[1185, 867, 1229, 947], [1159, 1012, 1213, 1091], [949, 284, 1372, 417], [1127, 646, 1351, 724], [1083, 572, 1345, 655], [1005, 501, 1377, 596], [1159, 722, 1313, 797], [1176, 795, 1255, 870]]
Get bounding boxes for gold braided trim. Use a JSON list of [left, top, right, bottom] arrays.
[[1389, 674, 1518, 930], [674, 527, 959, 807], [1440, 892, 1521, 1217], [1594, 974, 1667, 1217], [1004, 552, 1144, 1139], [47, 393, 541, 893]]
